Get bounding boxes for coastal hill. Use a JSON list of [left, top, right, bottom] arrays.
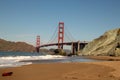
[[0, 38, 35, 52], [82, 28, 120, 56]]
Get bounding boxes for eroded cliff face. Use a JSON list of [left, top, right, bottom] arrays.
[[0, 39, 35, 52], [82, 28, 120, 56]]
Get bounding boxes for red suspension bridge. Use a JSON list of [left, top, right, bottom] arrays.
[[36, 22, 88, 54]]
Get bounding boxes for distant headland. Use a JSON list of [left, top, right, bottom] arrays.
[[0, 39, 35, 52]]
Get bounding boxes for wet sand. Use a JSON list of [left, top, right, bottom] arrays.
[[85, 56, 120, 61], [1, 56, 120, 80]]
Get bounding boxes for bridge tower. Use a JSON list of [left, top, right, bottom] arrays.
[[36, 35, 40, 52], [58, 22, 64, 49]]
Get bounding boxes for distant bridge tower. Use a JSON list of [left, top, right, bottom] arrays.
[[58, 22, 64, 49], [36, 35, 40, 52]]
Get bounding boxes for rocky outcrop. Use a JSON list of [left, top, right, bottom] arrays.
[[0, 39, 35, 52], [82, 28, 120, 56]]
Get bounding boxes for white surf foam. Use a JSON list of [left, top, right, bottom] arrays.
[[0, 55, 66, 68]]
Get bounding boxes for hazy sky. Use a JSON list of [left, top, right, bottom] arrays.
[[0, 0, 120, 46]]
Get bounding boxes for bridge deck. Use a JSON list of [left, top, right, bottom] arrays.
[[39, 41, 88, 48]]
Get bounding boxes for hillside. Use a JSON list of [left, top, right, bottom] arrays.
[[82, 28, 120, 56], [0, 39, 35, 52]]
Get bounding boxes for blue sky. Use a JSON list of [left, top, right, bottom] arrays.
[[0, 0, 120, 46]]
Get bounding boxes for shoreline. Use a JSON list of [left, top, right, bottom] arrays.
[[84, 56, 120, 61], [1, 56, 120, 80], [1, 58, 120, 80]]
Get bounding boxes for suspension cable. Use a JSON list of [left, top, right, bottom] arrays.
[[65, 25, 76, 42], [47, 25, 58, 44]]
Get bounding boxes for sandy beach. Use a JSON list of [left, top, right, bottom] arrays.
[[0, 59, 120, 80]]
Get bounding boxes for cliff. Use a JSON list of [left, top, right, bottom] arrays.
[[82, 28, 120, 56], [0, 39, 35, 52]]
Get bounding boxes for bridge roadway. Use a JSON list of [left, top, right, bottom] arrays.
[[39, 41, 87, 48], [37, 41, 88, 54], [36, 41, 88, 54], [39, 41, 88, 51]]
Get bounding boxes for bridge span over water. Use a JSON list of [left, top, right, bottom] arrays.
[[36, 22, 88, 54], [38, 41, 88, 54]]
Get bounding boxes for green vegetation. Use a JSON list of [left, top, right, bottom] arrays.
[[54, 49, 67, 56]]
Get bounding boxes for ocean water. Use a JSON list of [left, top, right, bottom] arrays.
[[0, 51, 99, 68]]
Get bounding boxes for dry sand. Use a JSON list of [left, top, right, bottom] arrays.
[[0, 57, 120, 80]]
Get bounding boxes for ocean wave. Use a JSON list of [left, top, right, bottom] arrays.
[[0, 55, 66, 68]]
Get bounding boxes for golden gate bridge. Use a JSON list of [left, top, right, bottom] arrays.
[[36, 22, 88, 54]]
